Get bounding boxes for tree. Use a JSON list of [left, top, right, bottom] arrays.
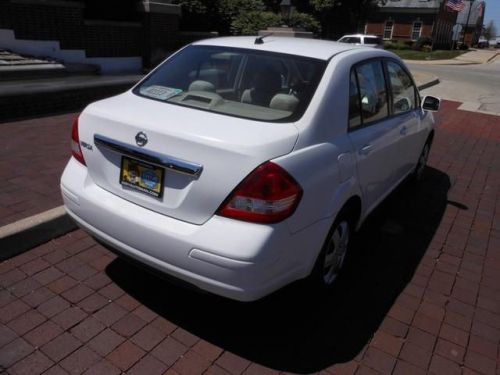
[[483, 20, 497, 41], [217, 0, 265, 34], [309, 0, 386, 39], [231, 11, 281, 35], [174, 0, 266, 34]]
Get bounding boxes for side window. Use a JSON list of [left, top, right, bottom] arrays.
[[355, 61, 389, 124], [386, 61, 416, 114], [349, 71, 362, 130]]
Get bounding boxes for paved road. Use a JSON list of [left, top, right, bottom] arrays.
[[1, 101, 499, 374], [408, 58, 500, 115]]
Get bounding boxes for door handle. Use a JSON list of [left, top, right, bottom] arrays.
[[400, 126, 408, 136], [359, 144, 373, 155]]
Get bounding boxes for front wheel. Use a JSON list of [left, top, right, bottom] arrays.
[[411, 141, 431, 183]]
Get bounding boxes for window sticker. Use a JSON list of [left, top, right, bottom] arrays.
[[140, 85, 183, 101]]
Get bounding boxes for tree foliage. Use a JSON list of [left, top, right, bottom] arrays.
[[483, 20, 497, 41], [289, 12, 321, 34], [231, 11, 281, 35], [173, 0, 382, 39]]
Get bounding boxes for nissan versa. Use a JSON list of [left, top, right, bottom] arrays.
[[61, 36, 440, 301]]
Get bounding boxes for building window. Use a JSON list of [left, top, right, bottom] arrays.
[[384, 21, 394, 40], [412, 21, 422, 41]]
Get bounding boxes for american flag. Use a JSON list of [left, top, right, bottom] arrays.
[[446, 0, 466, 11]]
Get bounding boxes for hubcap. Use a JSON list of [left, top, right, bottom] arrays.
[[416, 144, 429, 179], [323, 220, 349, 285]]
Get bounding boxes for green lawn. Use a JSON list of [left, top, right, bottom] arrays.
[[389, 49, 465, 60]]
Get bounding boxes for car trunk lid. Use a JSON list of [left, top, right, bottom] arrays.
[[78, 92, 299, 225]]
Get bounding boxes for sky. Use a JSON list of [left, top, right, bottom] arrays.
[[484, 0, 500, 35]]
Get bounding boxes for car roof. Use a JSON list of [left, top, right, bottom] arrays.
[[192, 36, 361, 61], [341, 34, 379, 38]]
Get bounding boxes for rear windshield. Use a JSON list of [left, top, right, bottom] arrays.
[[133, 45, 326, 122]]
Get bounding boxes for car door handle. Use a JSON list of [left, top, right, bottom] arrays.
[[400, 126, 408, 136], [359, 144, 373, 155]]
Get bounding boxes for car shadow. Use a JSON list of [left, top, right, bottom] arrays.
[[106, 166, 452, 373]]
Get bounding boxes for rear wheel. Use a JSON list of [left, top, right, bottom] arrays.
[[311, 213, 352, 289]]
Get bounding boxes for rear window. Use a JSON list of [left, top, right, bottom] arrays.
[[133, 45, 326, 122]]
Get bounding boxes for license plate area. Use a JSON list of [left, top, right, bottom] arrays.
[[120, 156, 164, 198]]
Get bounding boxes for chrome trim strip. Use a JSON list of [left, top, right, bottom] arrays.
[[94, 134, 203, 178]]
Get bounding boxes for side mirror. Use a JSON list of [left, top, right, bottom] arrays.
[[422, 95, 440, 112]]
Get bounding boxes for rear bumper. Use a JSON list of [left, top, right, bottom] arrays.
[[61, 158, 326, 301]]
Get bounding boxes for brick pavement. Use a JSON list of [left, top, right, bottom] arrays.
[[0, 113, 74, 226], [0, 101, 499, 374]]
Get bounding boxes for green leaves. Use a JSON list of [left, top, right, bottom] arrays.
[[231, 11, 281, 35]]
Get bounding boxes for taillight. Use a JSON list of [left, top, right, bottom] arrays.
[[217, 161, 302, 224], [71, 115, 86, 166]]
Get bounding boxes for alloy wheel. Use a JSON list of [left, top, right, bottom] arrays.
[[323, 220, 350, 285], [415, 143, 430, 180]]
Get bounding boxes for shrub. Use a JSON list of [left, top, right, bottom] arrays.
[[413, 36, 433, 51], [384, 41, 411, 50], [231, 11, 281, 35], [289, 12, 321, 34]]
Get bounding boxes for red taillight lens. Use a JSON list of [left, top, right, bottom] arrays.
[[217, 161, 303, 224], [71, 115, 86, 166]]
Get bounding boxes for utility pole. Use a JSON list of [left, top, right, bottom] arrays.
[[461, 0, 475, 47]]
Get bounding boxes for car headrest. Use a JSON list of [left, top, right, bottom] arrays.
[[270, 94, 299, 112], [188, 80, 216, 92]]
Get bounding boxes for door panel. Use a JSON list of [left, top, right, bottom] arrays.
[[385, 60, 423, 178], [348, 60, 399, 214]]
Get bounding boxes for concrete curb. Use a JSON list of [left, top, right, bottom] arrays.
[[487, 53, 500, 63], [0, 206, 77, 261]]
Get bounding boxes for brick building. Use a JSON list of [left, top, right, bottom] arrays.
[[365, 0, 458, 49]]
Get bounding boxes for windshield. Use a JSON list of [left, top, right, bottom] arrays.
[[133, 45, 326, 122]]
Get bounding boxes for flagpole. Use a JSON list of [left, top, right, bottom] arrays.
[[461, 0, 475, 47]]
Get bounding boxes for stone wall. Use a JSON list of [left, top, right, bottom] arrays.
[[0, 0, 185, 68]]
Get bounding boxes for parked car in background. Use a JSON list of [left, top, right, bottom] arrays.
[[61, 36, 440, 302], [477, 38, 489, 48], [338, 34, 383, 48]]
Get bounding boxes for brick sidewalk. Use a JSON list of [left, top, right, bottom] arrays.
[[0, 101, 499, 375], [0, 113, 74, 226]]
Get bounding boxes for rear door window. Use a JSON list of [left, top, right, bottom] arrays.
[[354, 60, 389, 124], [364, 37, 382, 45]]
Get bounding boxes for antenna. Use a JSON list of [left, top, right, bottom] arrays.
[[255, 33, 273, 45]]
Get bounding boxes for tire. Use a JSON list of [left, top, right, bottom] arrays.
[[411, 141, 431, 183], [310, 212, 352, 289]]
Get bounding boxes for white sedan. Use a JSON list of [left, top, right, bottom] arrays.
[[61, 36, 440, 301]]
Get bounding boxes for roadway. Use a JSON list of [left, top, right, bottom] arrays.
[[408, 54, 500, 115]]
